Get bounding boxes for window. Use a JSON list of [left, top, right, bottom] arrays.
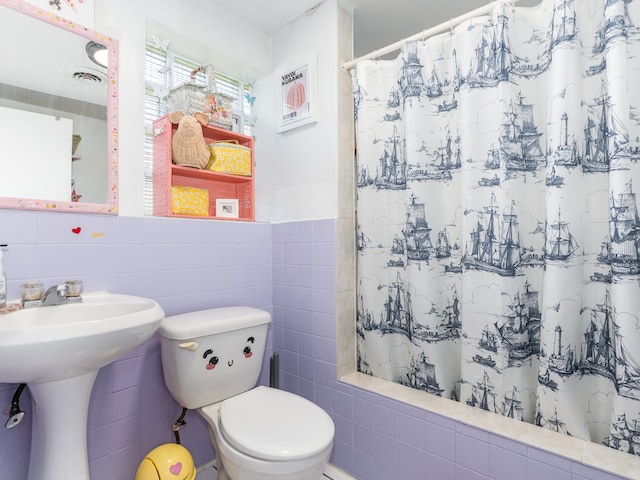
[[143, 43, 253, 215]]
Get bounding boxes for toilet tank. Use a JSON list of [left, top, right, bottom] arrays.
[[158, 307, 271, 409]]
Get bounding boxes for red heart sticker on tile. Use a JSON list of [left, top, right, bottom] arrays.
[[169, 462, 182, 475], [72, 227, 81, 234]]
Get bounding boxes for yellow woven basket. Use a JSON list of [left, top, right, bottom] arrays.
[[171, 185, 209, 216], [207, 140, 252, 176]]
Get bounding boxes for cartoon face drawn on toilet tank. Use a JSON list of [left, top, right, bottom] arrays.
[[243, 336, 254, 358], [202, 336, 256, 370]]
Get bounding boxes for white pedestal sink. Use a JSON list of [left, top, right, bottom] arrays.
[[0, 292, 165, 480]]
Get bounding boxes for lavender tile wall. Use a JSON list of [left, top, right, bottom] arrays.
[[0, 210, 272, 480], [0, 211, 630, 480]]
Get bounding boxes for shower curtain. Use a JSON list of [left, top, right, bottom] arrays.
[[354, 0, 640, 453]]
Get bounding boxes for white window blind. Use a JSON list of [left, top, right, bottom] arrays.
[[143, 45, 167, 215], [172, 56, 206, 87], [145, 45, 168, 87]]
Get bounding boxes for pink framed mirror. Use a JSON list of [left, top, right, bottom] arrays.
[[0, 0, 118, 214]]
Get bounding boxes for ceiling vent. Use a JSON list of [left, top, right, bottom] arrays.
[[65, 66, 106, 85]]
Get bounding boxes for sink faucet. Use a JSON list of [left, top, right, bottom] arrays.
[[41, 283, 70, 306]]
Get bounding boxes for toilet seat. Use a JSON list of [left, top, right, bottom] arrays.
[[218, 386, 334, 462]]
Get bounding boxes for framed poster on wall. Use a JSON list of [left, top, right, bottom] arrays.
[[276, 53, 317, 133]]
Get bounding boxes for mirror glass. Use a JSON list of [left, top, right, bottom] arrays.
[[0, 0, 118, 214]]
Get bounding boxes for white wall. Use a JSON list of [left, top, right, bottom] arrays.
[[253, 0, 340, 223], [0, 107, 72, 201]]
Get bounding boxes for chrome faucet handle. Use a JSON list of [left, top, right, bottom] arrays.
[[56, 284, 69, 296]]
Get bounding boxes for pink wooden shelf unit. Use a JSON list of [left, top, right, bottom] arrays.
[[152, 115, 255, 221]]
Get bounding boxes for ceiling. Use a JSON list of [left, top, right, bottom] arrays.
[[209, 0, 541, 58]]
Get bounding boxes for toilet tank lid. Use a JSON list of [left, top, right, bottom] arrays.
[[159, 307, 271, 340]]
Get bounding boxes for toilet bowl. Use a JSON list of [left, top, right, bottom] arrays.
[[200, 386, 334, 480], [158, 307, 335, 480]]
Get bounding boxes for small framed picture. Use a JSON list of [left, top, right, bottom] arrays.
[[216, 198, 239, 218], [276, 53, 318, 133]]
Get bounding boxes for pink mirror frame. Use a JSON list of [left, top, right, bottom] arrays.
[[0, 0, 118, 215]]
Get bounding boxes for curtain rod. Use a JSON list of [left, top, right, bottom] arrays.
[[342, 0, 518, 71]]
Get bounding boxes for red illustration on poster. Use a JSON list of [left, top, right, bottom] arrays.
[[281, 64, 309, 122]]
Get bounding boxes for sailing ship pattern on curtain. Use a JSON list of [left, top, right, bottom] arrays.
[[354, 0, 640, 454]]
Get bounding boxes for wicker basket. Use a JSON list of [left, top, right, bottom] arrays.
[[169, 85, 234, 129], [168, 84, 210, 117], [205, 92, 234, 129]]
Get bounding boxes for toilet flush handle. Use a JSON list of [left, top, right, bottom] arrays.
[[178, 341, 199, 351]]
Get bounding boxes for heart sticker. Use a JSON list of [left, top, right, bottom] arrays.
[[72, 227, 81, 234], [169, 462, 182, 475]]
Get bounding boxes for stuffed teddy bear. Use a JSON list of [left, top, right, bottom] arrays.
[[169, 111, 210, 169]]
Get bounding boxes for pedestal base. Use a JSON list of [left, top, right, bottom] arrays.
[[27, 371, 98, 480]]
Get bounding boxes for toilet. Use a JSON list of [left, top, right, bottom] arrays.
[[158, 307, 335, 480]]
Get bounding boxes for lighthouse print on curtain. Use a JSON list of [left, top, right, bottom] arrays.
[[353, 0, 640, 454]]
